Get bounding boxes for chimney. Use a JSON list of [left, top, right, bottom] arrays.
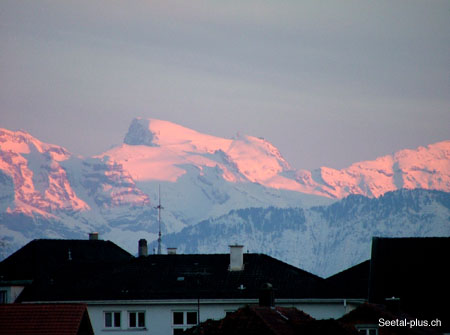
[[167, 247, 177, 255], [89, 232, 99, 240], [138, 239, 148, 257], [229, 245, 244, 271], [259, 283, 275, 307]]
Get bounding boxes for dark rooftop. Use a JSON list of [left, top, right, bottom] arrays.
[[0, 239, 133, 282], [325, 260, 370, 299], [18, 253, 338, 302], [368, 237, 450, 332]]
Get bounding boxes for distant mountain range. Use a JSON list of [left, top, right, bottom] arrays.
[[164, 189, 450, 277], [1, 118, 449, 275]]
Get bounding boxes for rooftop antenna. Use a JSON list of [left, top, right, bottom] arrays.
[[155, 185, 164, 255]]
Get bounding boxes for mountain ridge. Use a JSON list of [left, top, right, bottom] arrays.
[[1, 119, 449, 275], [164, 188, 450, 277], [104, 118, 450, 199]]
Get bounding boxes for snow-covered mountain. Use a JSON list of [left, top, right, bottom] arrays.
[[0, 128, 156, 259], [163, 189, 450, 277], [0, 128, 150, 215], [1, 119, 449, 276], [100, 118, 450, 229], [0, 123, 328, 259], [101, 118, 330, 228], [105, 118, 450, 200], [295, 140, 450, 198]]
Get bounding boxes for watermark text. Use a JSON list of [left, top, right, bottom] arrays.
[[379, 318, 442, 328]]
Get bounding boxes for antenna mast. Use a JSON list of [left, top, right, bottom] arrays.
[[155, 185, 164, 255]]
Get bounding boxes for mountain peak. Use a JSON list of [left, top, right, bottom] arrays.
[[0, 128, 151, 217], [116, 118, 450, 197], [123, 118, 158, 147], [106, 118, 293, 185], [123, 118, 230, 151], [0, 128, 70, 161], [294, 139, 450, 198]]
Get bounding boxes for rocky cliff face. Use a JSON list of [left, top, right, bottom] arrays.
[[0, 128, 154, 260], [0, 128, 149, 217]]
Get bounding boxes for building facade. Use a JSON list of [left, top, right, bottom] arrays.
[[0, 239, 366, 335]]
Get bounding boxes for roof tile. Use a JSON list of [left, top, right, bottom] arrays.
[[0, 303, 93, 335]]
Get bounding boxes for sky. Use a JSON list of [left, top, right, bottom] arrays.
[[1, 0, 449, 170]]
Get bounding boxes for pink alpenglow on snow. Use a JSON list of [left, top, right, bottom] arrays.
[[0, 128, 149, 217], [295, 141, 450, 198], [103, 118, 293, 186], [0, 129, 89, 215], [102, 118, 450, 198], [1, 119, 449, 218]]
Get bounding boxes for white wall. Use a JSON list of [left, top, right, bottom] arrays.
[[0, 286, 25, 303], [86, 299, 361, 335], [87, 301, 246, 335]]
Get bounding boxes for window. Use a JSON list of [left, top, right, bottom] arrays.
[[186, 312, 197, 325], [173, 311, 184, 325], [129, 311, 145, 328], [0, 290, 7, 304], [104, 311, 121, 328], [172, 311, 198, 334], [356, 325, 378, 335]]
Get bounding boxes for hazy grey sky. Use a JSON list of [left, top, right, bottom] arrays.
[[1, 0, 449, 170]]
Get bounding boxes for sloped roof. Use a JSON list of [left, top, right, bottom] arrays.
[[184, 305, 357, 335], [184, 305, 312, 335], [0, 303, 93, 335], [18, 253, 337, 302], [325, 260, 370, 299], [0, 239, 133, 282]]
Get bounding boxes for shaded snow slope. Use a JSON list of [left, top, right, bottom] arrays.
[[164, 189, 450, 277]]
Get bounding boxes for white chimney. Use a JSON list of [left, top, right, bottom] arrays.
[[229, 245, 244, 271], [167, 247, 177, 255], [138, 239, 148, 257], [89, 232, 99, 240]]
